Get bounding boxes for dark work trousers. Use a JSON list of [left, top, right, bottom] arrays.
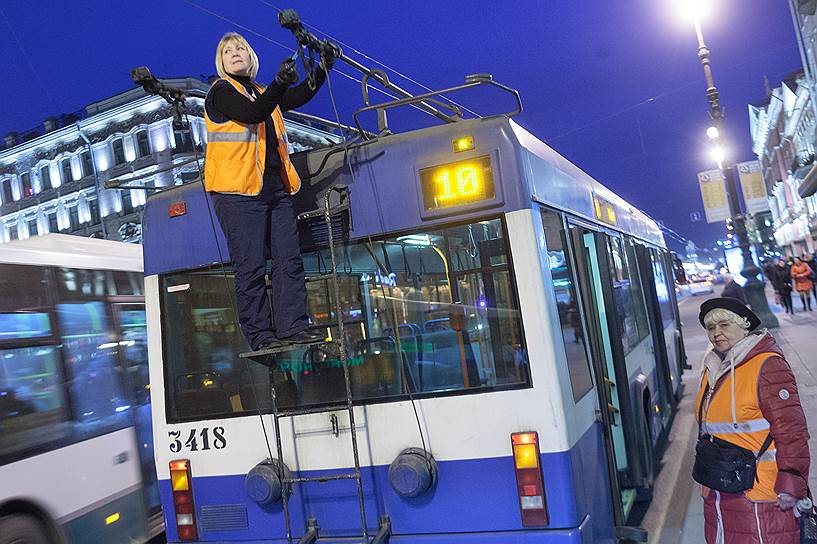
[[211, 177, 308, 350]]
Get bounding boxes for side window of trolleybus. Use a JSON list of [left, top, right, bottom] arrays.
[[607, 237, 650, 354], [0, 265, 70, 459], [540, 211, 594, 401], [160, 217, 530, 422]]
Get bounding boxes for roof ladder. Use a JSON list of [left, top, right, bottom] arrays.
[[240, 187, 389, 543]]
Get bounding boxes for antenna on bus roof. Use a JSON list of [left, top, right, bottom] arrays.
[[277, 8, 462, 133]]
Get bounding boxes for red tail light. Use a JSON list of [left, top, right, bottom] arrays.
[[511, 432, 548, 526], [170, 459, 198, 540]]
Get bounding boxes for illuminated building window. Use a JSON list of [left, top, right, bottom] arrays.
[[80, 151, 93, 178], [136, 131, 150, 158], [88, 198, 100, 225], [113, 139, 126, 165], [47, 212, 58, 233], [121, 190, 134, 214], [40, 164, 52, 190], [27, 217, 38, 237], [20, 172, 32, 198], [8, 224, 18, 240], [61, 158, 73, 184], [1, 179, 12, 204], [68, 205, 79, 230]]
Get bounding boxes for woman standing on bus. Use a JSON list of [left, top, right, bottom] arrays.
[[696, 298, 810, 543], [204, 32, 332, 351]]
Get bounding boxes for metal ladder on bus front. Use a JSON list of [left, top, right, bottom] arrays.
[[241, 187, 391, 544]]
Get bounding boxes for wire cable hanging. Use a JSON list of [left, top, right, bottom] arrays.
[[255, 0, 482, 119]]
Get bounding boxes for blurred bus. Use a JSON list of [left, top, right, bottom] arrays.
[[0, 234, 161, 543]]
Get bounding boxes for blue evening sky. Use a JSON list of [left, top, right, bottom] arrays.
[[0, 0, 802, 250]]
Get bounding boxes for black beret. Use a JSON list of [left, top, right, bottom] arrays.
[[698, 297, 761, 331]]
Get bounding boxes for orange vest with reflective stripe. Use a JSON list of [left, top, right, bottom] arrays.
[[695, 352, 778, 502], [204, 76, 301, 196]]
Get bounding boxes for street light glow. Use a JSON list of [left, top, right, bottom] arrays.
[[706, 126, 719, 139], [676, 0, 711, 21], [710, 146, 725, 166]]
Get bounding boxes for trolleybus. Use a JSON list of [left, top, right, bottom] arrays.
[[0, 234, 161, 543], [142, 69, 686, 542]]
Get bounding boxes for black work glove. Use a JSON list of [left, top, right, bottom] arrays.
[[320, 42, 340, 71], [275, 57, 298, 87]]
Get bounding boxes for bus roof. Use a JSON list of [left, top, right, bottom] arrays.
[[0, 234, 143, 272], [142, 115, 664, 276]]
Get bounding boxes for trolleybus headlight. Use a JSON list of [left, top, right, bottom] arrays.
[[511, 432, 548, 526], [245, 459, 291, 505], [388, 448, 438, 498]]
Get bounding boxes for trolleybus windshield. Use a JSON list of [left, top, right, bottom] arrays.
[[159, 216, 530, 422]]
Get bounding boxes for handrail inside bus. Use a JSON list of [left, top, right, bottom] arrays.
[[353, 74, 523, 141]]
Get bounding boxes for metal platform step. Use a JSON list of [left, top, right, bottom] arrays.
[[305, 273, 336, 283], [286, 472, 359, 484], [296, 516, 391, 544], [239, 340, 330, 366], [276, 403, 351, 418]]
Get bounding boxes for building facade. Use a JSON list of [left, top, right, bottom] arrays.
[[0, 78, 339, 244], [748, 71, 817, 256]]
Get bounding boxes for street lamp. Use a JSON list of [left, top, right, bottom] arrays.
[[681, 3, 779, 327]]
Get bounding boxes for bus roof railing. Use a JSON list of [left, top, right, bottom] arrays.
[[352, 73, 523, 140]]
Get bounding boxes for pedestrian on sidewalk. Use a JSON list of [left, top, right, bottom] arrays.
[[790, 257, 813, 311], [771, 259, 795, 314], [720, 274, 747, 304], [695, 298, 810, 544], [804, 253, 817, 304]]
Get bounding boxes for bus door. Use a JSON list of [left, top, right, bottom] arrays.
[[633, 245, 676, 430], [568, 225, 652, 525], [112, 302, 160, 514]]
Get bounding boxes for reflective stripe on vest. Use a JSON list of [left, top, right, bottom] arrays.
[[208, 130, 257, 143], [703, 418, 770, 434], [695, 351, 779, 502], [203, 76, 300, 196]]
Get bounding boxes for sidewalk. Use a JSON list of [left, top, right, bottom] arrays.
[[648, 289, 817, 544]]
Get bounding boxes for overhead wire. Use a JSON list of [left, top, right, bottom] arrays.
[[254, 0, 482, 119], [182, 0, 405, 107]]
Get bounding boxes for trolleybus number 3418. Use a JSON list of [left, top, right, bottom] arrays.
[[168, 427, 227, 453]]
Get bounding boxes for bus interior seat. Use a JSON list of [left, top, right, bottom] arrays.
[[352, 337, 408, 397], [174, 371, 233, 418], [298, 344, 347, 405]]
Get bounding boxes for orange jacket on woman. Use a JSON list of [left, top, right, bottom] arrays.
[[790, 262, 813, 293]]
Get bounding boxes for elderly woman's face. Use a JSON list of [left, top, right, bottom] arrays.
[[706, 319, 748, 352], [222, 40, 251, 76]]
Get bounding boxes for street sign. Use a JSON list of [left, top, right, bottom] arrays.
[[697, 169, 730, 223], [737, 160, 769, 213]]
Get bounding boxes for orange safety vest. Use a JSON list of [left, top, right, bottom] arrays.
[[204, 76, 301, 196], [695, 352, 779, 502]]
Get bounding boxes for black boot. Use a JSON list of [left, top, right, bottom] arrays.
[[280, 329, 325, 344]]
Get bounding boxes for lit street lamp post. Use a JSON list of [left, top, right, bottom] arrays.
[[688, 12, 779, 327]]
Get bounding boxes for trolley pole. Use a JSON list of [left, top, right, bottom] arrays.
[[691, 19, 778, 328]]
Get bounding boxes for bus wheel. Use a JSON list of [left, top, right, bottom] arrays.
[[0, 515, 51, 544], [636, 414, 655, 502]]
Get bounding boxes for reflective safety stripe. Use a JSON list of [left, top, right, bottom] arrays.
[[756, 449, 776, 462], [703, 418, 770, 434], [207, 131, 257, 143]]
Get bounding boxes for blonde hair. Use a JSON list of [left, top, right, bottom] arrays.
[[214, 32, 259, 79], [703, 308, 750, 330]]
